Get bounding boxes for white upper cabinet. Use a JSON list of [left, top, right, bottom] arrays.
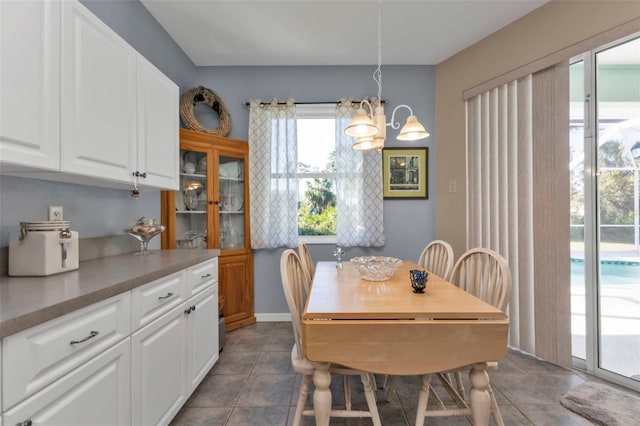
[[0, 0, 178, 191], [137, 54, 179, 190], [61, 0, 137, 184], [0, 0, 61, 171]]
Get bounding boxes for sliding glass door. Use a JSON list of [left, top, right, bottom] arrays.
[[570, 35, 640, 390]]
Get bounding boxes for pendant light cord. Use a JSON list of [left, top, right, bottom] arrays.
[[372, 0, 382, 108]]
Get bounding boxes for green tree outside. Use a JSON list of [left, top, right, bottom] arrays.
[[297, 151, 337, 235]]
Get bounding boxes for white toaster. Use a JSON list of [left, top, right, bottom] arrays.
[[9, 221, 79, 276]]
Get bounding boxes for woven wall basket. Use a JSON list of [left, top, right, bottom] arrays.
[[180, 86, 231, 136]]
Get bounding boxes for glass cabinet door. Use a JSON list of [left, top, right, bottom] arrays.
[[175, 149, 208, 249], [218, 155, 245, 250]]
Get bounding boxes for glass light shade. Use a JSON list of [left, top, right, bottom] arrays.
[[396, 115, 429, 141], [352, 136, 378, 150], [345, 108, 378, 137]]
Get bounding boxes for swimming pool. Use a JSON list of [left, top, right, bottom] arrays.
[[571, 258, 639, 287]]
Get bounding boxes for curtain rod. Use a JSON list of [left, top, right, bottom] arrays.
[[243, 99, 385, 107]]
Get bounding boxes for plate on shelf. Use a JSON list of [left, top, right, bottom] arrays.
[[175, 190, 185, 211], [219, 162, 241, 178], [197, 157, 207, 173], [183, 152, 197, 173], [220, 191, 244, 211]]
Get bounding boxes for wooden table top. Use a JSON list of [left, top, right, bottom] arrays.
[[304, 260, 507, 321]]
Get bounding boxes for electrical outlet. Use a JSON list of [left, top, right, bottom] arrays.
[[49, 206, 63, 221]]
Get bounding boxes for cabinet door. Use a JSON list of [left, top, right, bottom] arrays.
[[131, 304, 187, 426], [186, 285, 219, 393], [216, 149, 248, 251], [3, 339, 131, 426], [0, 0, 60, 171], [172, 146, 210, 248], [61, 0, 136, 183], [136, 54, 179, 190], [219, 253, 255, 331]]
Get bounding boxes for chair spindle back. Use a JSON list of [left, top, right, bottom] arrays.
[[418, 240, 455, 280], [280, 249, 311, 358], [449, 248, 512, 311]]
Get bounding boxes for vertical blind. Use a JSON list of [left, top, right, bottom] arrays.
[[466, 63, 572, 366]]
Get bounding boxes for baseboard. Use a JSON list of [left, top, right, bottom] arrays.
[[255, 313, 291, 322]]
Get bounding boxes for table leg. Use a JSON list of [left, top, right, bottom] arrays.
[[312, 362, 332, 426], [469, 363, 491, 426]]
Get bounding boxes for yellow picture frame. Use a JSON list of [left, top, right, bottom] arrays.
[[382, 147, 428, 199]]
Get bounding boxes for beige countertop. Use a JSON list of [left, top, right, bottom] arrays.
[[0, 249, 219, 338]]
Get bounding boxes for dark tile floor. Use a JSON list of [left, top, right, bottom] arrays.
[[171, 322, 638, 425]]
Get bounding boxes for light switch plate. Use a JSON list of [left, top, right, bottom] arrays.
[[49, 206, 63, 221], [448, 180, 457, 194]]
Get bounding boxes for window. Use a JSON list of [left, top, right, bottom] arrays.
[[248, 99, 384, 249], [296, 104, 337, 243]]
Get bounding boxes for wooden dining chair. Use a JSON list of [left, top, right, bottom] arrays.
[[415, 247, 512, 426], [297, 242, 315, 291], [417, 239, 455, 279], [280, 249, 382, 426], [382, 240, 456, 401]]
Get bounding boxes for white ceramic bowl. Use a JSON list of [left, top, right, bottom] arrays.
[[350, 256, 403, 281]]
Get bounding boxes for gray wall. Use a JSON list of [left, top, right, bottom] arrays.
[[193, 65, 437, 314], [0, 0, 437, 317]]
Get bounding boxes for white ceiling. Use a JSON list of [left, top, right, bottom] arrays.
[[141, 0, 550, 66]]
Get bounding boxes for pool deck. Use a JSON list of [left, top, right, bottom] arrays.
[[570, 245, 639, 381]]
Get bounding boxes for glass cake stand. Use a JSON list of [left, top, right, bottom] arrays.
[[124, 218, 165, 255]]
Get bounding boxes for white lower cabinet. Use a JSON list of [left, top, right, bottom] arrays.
[[132, 283, 219, 425], [3, 339, 131, 426], [186, 285, 219, 393], [0, 259, 218, 426], [131, 302, 188, 426]]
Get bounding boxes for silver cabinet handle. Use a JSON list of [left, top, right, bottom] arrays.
[[158, 292, 174, 300], [201, 273, 212, 279], [70, 330, 99, 345], [184, 305, 197, 315]]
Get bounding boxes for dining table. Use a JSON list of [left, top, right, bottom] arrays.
[[302, 259, 509, 426]]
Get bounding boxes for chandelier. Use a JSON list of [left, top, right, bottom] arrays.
[[345, 0, 429, 150]]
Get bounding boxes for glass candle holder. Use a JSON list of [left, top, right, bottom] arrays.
[[333, 246, 346, 269]]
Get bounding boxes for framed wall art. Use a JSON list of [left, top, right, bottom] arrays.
[[382, 147, 428, 199]]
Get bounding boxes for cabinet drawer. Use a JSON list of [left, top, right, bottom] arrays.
[[2, 292, 131, 409], [187, 258, 217, 297], [3, 338, 131, 426], [131, 270, 186, 330]]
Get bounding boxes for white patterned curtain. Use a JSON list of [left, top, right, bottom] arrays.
[[466, 63, 571, 366], [335, 100, 385, 247], [248, 99, 298, 248]]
